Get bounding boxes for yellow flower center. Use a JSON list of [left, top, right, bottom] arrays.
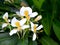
[[24, 10, 29, 16], [24, 10, 30, 20], [34, 24, 37, 33], [15, 21, 20, 27]]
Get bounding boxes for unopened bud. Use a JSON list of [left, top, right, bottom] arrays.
[[35, 15, 42, 21]]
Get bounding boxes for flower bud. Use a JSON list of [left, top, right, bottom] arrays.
[[34, 15, 42, 21]]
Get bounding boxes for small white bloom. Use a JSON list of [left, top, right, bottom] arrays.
[[10, 17, 29, 36], [32, 33, 36, 41], [11, 17, 19, 27], [11, 17, 26, 27], [30, 22, 43, 41], [19, 6, 38, 20], [31, 22, 43, 32], [9, 29, 18, 36], [30, 22, 38, 32], [3, 12, 8, 20], [2, 23, 8, 28], [20, 6, 32, 16]]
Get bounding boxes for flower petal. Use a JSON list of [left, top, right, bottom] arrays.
[[32, 33, 36, 41], [16, 11, 20, 16], [20, 18, 26, 26], [36, 25, 43, 30], [3, 12, 8, 19], [30, 22, 34, 31], [20, 6, 25, 16], [21, 25, 30, 30], [30, 12, 38, 17], [2, 23, 8, 28], [11, 17, 18, 27], [9, 29, 18, 36], [25, 7, 32, 15]]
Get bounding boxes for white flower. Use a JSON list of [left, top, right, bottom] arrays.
[[9, 17, 29, 36], [2, 12, 10, 29], [20, 6, 32, 16], [16, 6, 38, 20], [11, 17, 26, 27], [20, 6, 38, 18], [30, 22, 43, 41]]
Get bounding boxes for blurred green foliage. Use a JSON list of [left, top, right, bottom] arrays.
[[0, 0, 60, 45]]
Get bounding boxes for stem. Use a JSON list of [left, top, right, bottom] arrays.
[[17, 32, 20, 39]]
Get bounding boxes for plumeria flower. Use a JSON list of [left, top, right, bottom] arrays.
[[30, 22, 43, 41], [2, 12, 10, 28], [16, 6, 38, 20], [9, 17, 29, 36]]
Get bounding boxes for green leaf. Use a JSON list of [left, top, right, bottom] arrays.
[[40, 36, 58, 45], [28, 39, 37, 45], [42, 13, 52, 35], [33, 0, 45, 10], [0, 33, 18, 45], [53, 19, 60, 40], [17, 38, 28, 45], [0, 38, 17, 45]]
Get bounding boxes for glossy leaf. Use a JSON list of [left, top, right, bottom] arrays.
[[42, 13, 52, 35], [0, 33, 18, 45], [33, 0, 45, 10], [40, 36, 58, 45], [53, 20, 60, 40], [17, 38, 28, 45]]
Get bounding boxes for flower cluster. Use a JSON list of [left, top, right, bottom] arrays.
[[2, 6, 43, 41]]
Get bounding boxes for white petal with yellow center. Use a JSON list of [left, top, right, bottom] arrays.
[[20, 6, 32, 16], [29, 12, 38, 17], [32, 33, 36, 41], [30, 22, 38, 32], [3, 12, 8, 19], [21, 25, 30, 30], [2, 23, 8, 28], [9, 29, 18, 36], [36, 25, 43, 30], [11, 17, 19, 27], [25, 7, 32, 15]]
